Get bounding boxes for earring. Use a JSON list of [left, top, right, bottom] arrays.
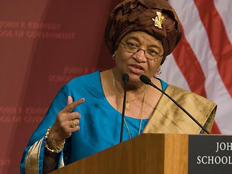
[[112, 52, 117, 60]]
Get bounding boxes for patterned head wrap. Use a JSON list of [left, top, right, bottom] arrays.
[[105, 0, 182, 64]]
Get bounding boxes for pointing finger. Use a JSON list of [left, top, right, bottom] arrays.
[[62, 98, 85, 113], [67, 96, 73, 105]]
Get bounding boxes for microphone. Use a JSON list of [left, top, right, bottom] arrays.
[[122, 73, 129, 83], [120, 73, 129, 143], [140, 75, 209, 134]]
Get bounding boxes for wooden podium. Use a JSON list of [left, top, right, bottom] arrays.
[[50, 133, 189, 174]]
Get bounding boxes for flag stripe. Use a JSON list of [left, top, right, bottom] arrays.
[[171, 34, 222, 134], [163, 0, 232, 134], [214, 0, 232, 43], [194, 0, 232, 97], [168, 0, 232, 134], [172, 34, 207, 97], [211, 120, 221, 134], [160, 54, 190, 91]]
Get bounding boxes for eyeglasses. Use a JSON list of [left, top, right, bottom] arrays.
[[120, 41, 163, 61]]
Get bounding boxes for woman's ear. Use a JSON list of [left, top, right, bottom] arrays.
[[156, 66, 162, 76]]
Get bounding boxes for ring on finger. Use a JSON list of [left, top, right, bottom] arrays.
[[72, 121, 78, 128]]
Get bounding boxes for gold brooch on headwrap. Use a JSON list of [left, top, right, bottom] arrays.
[[152, 11, 165, 29]]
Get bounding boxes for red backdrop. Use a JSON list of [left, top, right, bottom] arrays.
[[0, 0, 120, 173]]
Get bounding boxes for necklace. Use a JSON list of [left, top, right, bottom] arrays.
[[113, 77, 145, 110], [112, 75, 146, 139]]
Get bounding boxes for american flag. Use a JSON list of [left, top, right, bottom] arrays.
[[160, 0, 232, 134]]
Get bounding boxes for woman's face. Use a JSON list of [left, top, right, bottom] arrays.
[[114, 31, 164, 84]]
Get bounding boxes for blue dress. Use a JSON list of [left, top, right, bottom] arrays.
[[20, 71, 168, 174]]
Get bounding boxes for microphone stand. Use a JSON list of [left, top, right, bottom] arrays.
[[120, 74, 129, 143]]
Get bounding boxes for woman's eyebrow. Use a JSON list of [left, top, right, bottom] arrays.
[[148, 45, 164, 54], [149, 45, 162, 50]]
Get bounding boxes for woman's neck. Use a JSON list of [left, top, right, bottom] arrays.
[[100, 68, 163, 119]]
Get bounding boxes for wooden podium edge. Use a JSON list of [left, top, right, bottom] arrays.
[[164, 134, 188, 174], [50, 134, 165, 174], [50, 133, 190, 174]]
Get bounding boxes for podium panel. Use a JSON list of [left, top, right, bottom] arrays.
[[50, 134, 188, 174]]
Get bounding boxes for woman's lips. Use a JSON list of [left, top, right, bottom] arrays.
[[128, 64, 144, 74]]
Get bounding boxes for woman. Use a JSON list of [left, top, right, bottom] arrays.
[[20, 0, 217, 173]]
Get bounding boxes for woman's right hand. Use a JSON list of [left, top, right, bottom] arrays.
[[47, 96, 85, 146]]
